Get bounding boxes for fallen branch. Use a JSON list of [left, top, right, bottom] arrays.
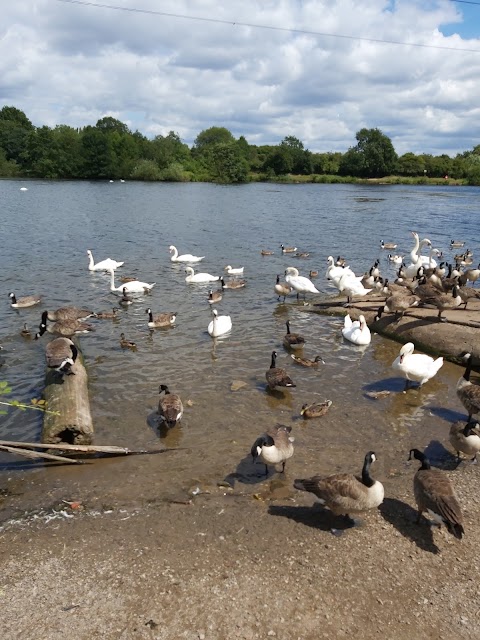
[[0, 444, 82, 464], [0, 440, 131, 454]]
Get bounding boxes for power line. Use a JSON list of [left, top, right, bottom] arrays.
[[450, 0, 480, 5], [54, 0, 480, 53]]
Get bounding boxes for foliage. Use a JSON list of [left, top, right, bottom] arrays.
[[339, 128, 397, 178], [131, 159, 162, 181], [0, 380, 58, 415]]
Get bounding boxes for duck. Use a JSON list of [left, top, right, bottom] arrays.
[[87, 249, 124, 271], [449, 420, 480, 463], [290, 354, 324, 367], [146, 308, 176, 328], [250, 424, 294, 475], [283, 320, 305, 350], [456, 353, 480, 422], [224, 265, 244, 275], [158, 384, 183, 428], [35, 319, 94, 339], [420, 285, 462, 321], [335, 256, 347, 267], [381, 240, 397, 250], [45, 337, 78, 375], [300, 400, 333, 418], [207, 309, 232, 337], [408, 449, 464, 539], [274, 275, 292, 302], [391, 342, 443, 391], [341, 314, 371, 346], [451, 240, 465, 249], [108, 268, 155, 293], [169, 245, 204, 263], [261, 249, 274, 256], [220, 277, 246, 289], [285, 267, 320, 299], [208, 289, 223, 304], [185, 266, 219, 283], [294, 452, 384, 527], [119, 287, 134, 306], [95, 307, 119, 319], [295, 252, 310, 258], [309, 270, 319, 278], [20, 322, 31, 338], [43, 307, 95, 322], [281, 244, 297, 253], [9, 292, 42, 309], [119, 276, 137, 283], [119, 333, 136, 350], [266, 350, 296, 390]]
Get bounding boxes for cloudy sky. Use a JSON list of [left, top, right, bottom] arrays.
[[1, 0, 480, 156]]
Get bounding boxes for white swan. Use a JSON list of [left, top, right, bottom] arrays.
[[169, 245, 204, 263], [337, 271, 372, 305], [342, 314, 371, 346], [224, 265, 244, 275], [208, 309, 232, 337], [108, 268, 155, 293], [388, 254, 404, 265], [404, 232, 437, 278], [185, 267, 219, 283], [391, 342, 443, 391], [87, 249, 124, 272], [326, 256, 356, 282], [285, 267, 320, 298]]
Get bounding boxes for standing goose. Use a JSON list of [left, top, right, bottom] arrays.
[[422, 285, 462, 321], [87, 249, 124, 271], [35, 319, 94, 339], [456, 353, 480, 421], [266, 351, 296, 390], [207, 309, 232, 337], [185, 267, 219, 283], [45, 337, 78, 375], [208, 289, 223, 304], [449, 420, 480, 463], [285, 267, 320, 299], [342, 314, 371, 346], [9, 292, 42, 308], [283, 320, 305, 350], [108, 269, 155, 293], [145, 308, 176, 329], [158, 384, 183, 428], [294, 452, 384, 527], [274, 275, 292, 302], [169, 245, 204, 263], [408, 449, 464, 539], [250, 424, 294, 475], [391, 342, 443, 391], [379, 292, 420, 319]]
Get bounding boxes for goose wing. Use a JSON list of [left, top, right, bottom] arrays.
[[415, 469, 464, 531]]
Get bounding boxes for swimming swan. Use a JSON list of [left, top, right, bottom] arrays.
[[108, 268, 155, 293], [207, 309, 232, 337], [169, 245, 204, 263], [185, 267, 219, 283], [342, 314, 371, 346], [87, 249, 124, 271]]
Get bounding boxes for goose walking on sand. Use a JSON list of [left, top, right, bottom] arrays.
[[251, 424, 294, 475]]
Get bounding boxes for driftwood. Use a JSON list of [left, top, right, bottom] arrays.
[[42, 343, 94, 445], [0, 440, 130, 454], [0, 444, 81, 464]]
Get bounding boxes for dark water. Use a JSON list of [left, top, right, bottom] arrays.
[[0, 180, 478, 502]]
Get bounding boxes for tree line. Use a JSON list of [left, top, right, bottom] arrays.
[[1, 105, 479, 184]]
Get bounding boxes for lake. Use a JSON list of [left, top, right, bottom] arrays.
[[0, 180, 478, 507]]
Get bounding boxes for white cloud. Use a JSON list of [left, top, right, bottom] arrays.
[[0, 0, 479, 155]]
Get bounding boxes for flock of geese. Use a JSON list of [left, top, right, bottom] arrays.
[[4, 234, 480, 540]]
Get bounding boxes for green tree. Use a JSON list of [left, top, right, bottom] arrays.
[[193, 126, 235, 154], [263, 147, 293, 175], [80, 126, 116, 178], [397, 152, 425, 176], [0, 106, 34, 166], [150, 131, 190, 170], [339, 128, 397, 177], [209, 142, 249, 183]]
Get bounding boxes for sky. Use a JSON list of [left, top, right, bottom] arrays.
[[1, 0, 480, 157]]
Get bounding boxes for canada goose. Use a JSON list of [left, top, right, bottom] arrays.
[[421, 285, 462, 321], [35, 319, 94, 339], [119, 275, 137, 284], [300, 400, 333, 418], [285, 267, 319, 299], [456, 353, 480, 421], [361, 267, 376, 289], [169, 245, 204, 263], [309, 270, 319, 278], [463, 263, 480, 284], [20, 323, 31, 338], [42, 308, 95, 323], [207, 309, 232, 337], [381, 292, 420, 319], [457, 285, 480, 309], [261, 249, 274, 256], [371, 260, 380, 279], [335, 256, 346, 267], [274, 275, 292, 302], [295, 252, 310, 258], [96, 307, 119, 319], [224, 265, 244, 275], [250, 424, 294, 475], [266, 351, 296, 390], [290, 354, 324, 367], [294, 451, 384, 527], [220, 277, 246, 289], [87, 249, 124, 271], [208, 289, 223, 304], [119, 333, 136, 350], [9, 292, 42, 309], [408, 449, 464, 539], [145, 308, 176, 329], [109, 268, 155, 293], [342, 314, 371, 345], [45, 337, 78, 375], [449, 420, 480, 463], [283, 321, 305, 350], [381, 240, 397, 250], [158, 384, 183, 428], [281, 244, 297, 253], [119, 287, 133, 306], [391, 342, 443, 391], [451, 240, 465, 249]]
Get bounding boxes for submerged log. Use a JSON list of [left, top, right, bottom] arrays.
[[42, 343, 94, 445]]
